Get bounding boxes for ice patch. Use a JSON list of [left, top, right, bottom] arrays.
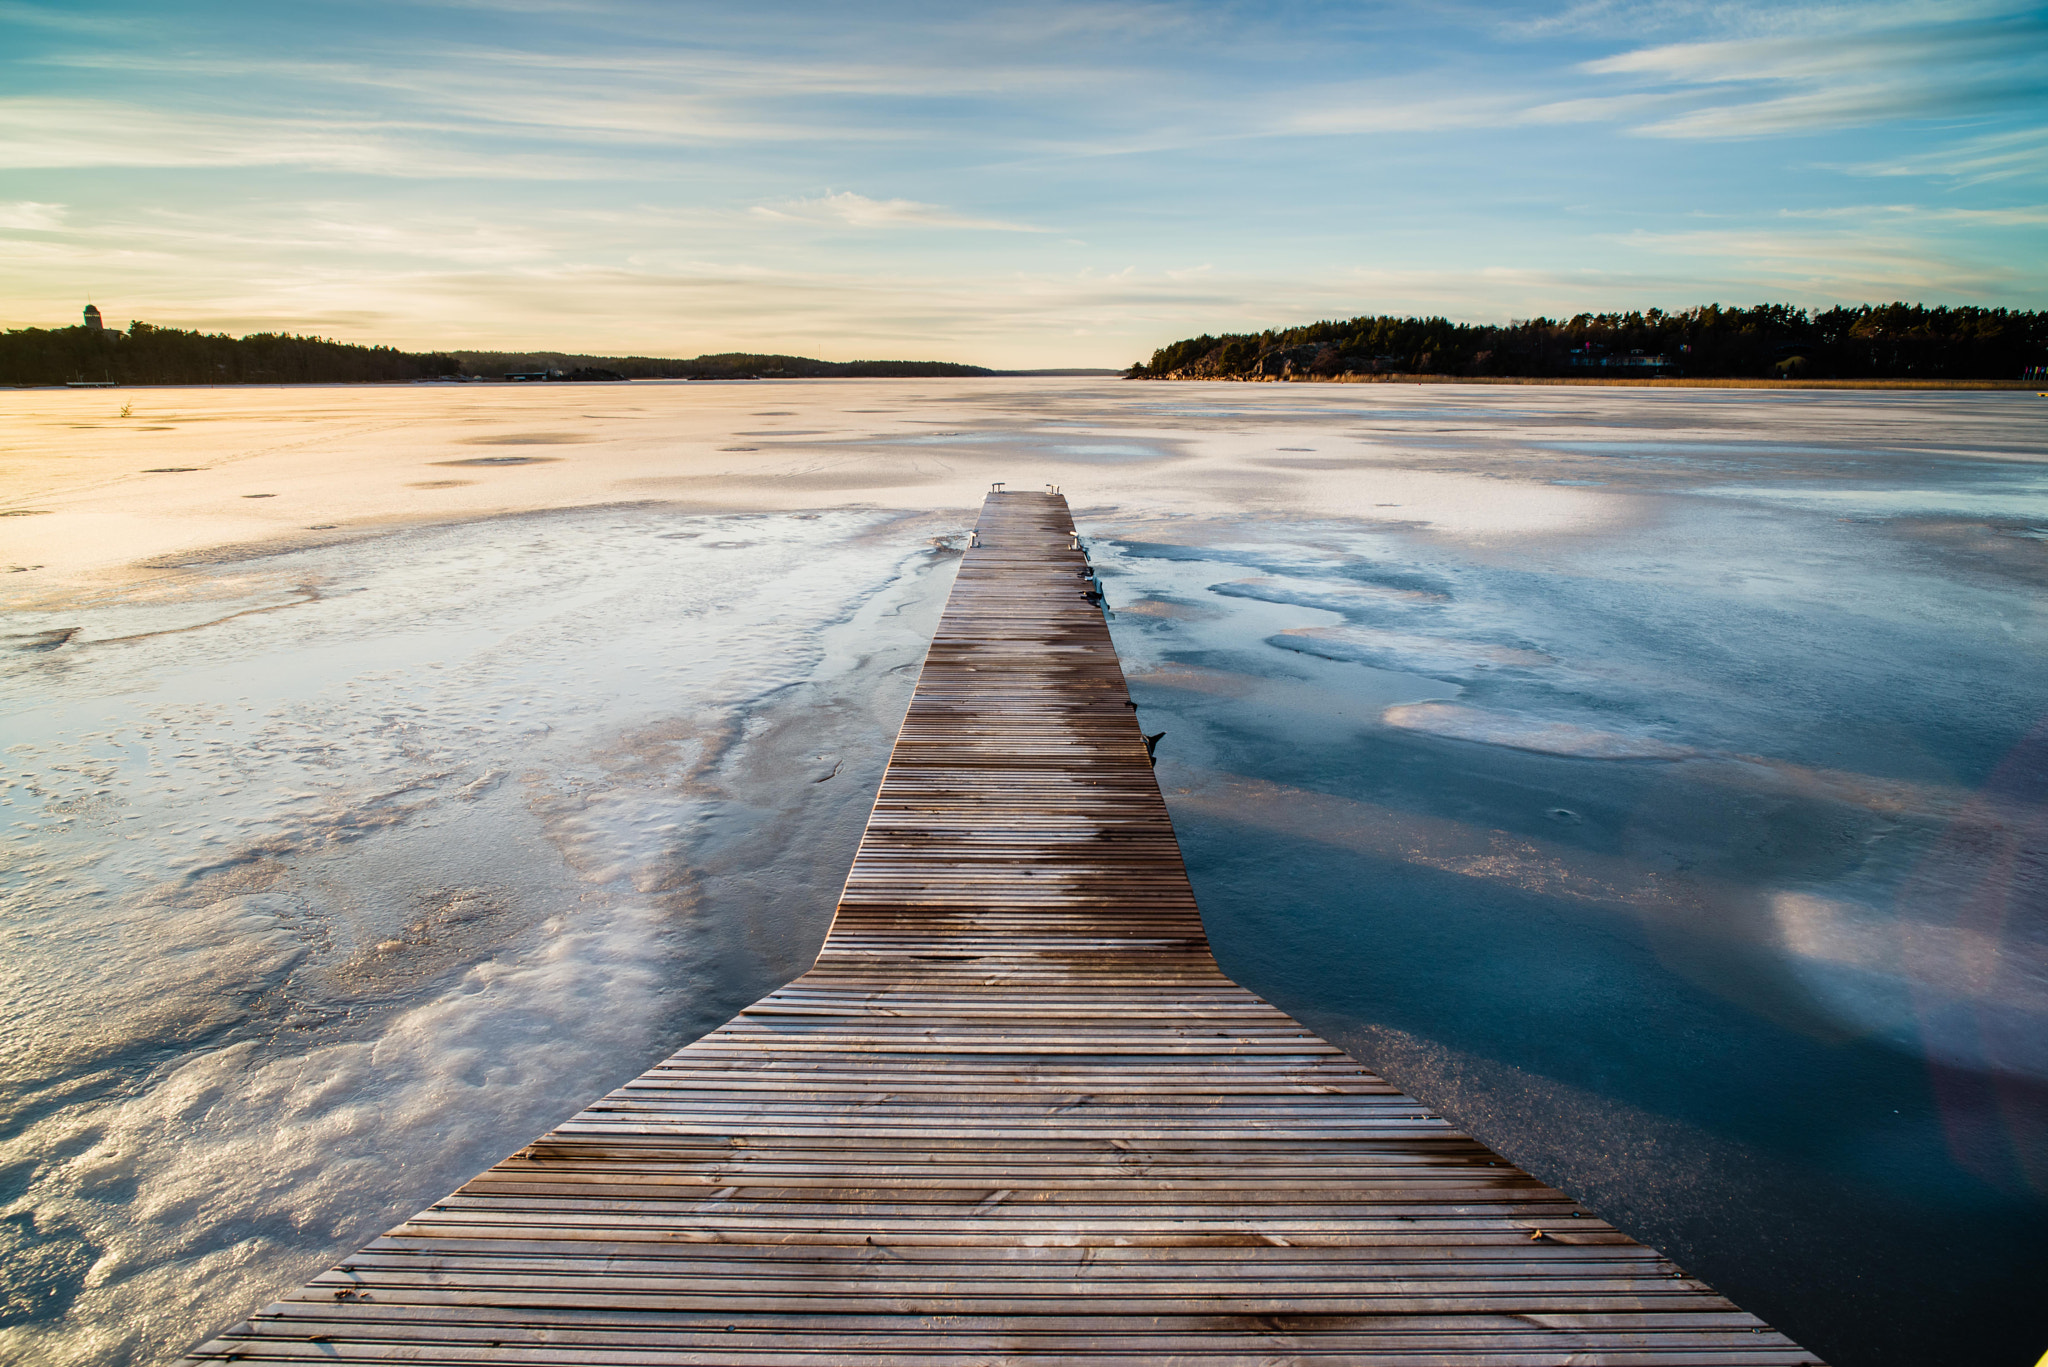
[[1381, 702, 1694, 759], [1689, 476, 2048, 521], [11, 895, 307, 1079], [845, 430, 1183, 465], [1211, 576, 1449, 615], [0, 505, 957, 1365], [1273, 627, 1551, 679]]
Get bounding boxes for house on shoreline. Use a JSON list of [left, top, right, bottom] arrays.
[[1567, 345, 1678, 376]]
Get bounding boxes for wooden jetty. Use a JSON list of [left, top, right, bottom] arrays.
[[188, 492, 1821, 1364]]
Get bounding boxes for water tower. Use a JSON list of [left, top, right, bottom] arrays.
[[83, 303, 103, 330]]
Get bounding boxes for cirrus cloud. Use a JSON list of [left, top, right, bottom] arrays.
[[1585, 6, 2048, 139], [0, 199, 66, 230], [750, 191, 1048, 233]]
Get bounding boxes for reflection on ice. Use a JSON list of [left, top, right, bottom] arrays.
[[1382, 701, 1695, 759], [1774, 878, 2048, 1085]]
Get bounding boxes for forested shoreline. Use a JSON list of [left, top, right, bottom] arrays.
[[1127, 304, 2048, 381], [0, 322, 464, 387], [450, 349, 991, 379], [0, 323, 994, 386]]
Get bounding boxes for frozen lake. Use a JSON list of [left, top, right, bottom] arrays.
[[3, 379, 2044, 1365]]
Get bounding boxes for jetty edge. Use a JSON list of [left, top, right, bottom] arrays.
[[183, 490, 1823, 1364]]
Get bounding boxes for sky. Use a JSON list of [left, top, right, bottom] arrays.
[[1, 0, 2045, 368]]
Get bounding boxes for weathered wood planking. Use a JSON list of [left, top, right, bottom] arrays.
[[186, 492, 1822, 1364]]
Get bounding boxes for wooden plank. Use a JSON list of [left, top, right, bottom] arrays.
[[182, 492, 1823, 1365]]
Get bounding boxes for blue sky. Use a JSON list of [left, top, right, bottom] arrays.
[[2, 0, 2044, 367]]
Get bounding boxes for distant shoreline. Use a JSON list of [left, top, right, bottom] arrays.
[[3, 321, 1045, 388], [1128, 304, 2048, 386], [1135, 374, 2044, 391], [9, 371, 2030, 393], [8, 369, 1126, 391]]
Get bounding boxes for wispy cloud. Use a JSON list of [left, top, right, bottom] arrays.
[[750, 192, 1048, 233], [1622, 227, 2019, 295], [1636, 82, 2048, 139], [1779, 203, 2048, 226], [1287, 6, 2048, 142], [1587, 14, 2040, 84], [1835, 125, 2048, 184], [0, 200, 65, 230], [1501, 0, 1755, 41], [1288, 91, 1521, 136], [1584, 6, 2048, 138], [0, 0, 161, 36], [0, 88, 916, 175], [1518, 0, 2028, 43], [0, 98, 616, 177]]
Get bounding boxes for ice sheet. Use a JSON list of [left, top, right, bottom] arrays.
[[2, 501, 963, 1362], [4, 378, 2044, 1367]]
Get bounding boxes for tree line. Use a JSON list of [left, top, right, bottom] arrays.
[[1126, 303, 2048, 381], [452, 350, 992, 379], [0, 321, 463, 386], [0, 323, 996, 387]]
